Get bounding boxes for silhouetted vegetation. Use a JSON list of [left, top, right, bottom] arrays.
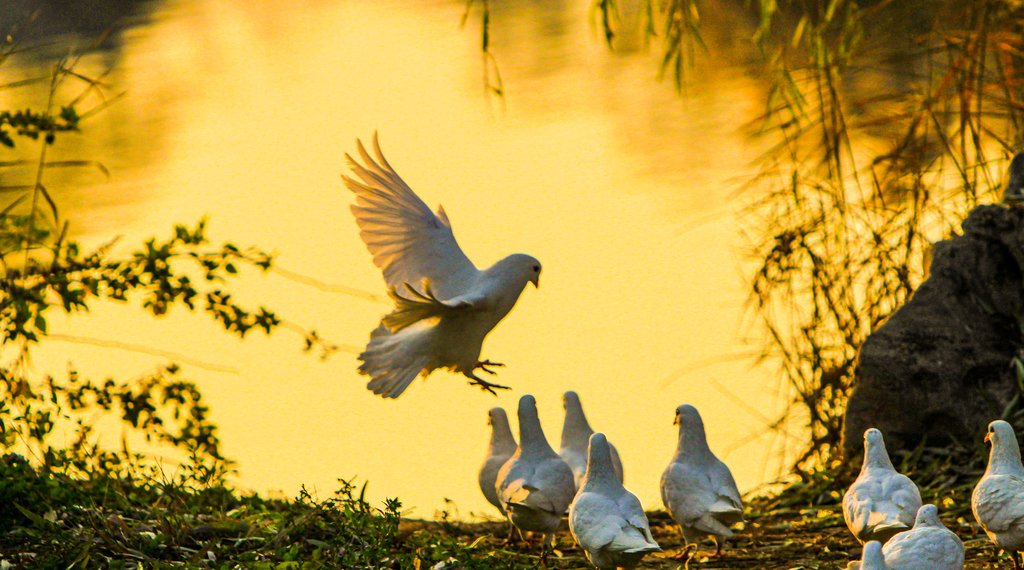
[[0, 11, 356, 502], [583, 0, 1024, 475]]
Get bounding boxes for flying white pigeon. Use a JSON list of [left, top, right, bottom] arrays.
[[660, 404, 743, 556], [342, 134, 541, 398], [973, 420, 1024, 570], [881, 504, 963, 570], [843, 428, 922, 544], [568, 433, 660, 570], [559, 391, 624, 490], [479, 407, 517, 516], [495, 394, 577, 549]]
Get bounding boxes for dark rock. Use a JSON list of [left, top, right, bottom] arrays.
[[842, 205, 1024, 457]]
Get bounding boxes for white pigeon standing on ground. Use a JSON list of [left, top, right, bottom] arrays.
[[843, 428, 922, 544], [495, 394, 577, 550], [560, 391, 624, 490], [479, 407, 517, 516], [881, 504, 964, 570], [973, 420, 1024, 570], [660, 404, 744, 556], [568, 433, 660, 570], [342, 134, 541, 399]]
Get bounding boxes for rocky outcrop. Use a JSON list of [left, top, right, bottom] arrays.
[[842, 205, 1024, 458]]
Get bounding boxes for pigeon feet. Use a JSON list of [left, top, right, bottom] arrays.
[[474, 360, 506, 375], [465, 371, 510, 395], [712, 537, 725, 557], [669, 543, 697, 563]]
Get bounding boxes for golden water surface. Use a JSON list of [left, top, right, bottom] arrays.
[[6, 0, 796, 518]]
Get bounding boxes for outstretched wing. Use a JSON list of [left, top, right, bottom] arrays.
[[343, 133, 478, 299]]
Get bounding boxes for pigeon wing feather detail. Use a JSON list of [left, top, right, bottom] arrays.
[[382, 279, 489, 332], [974, 475, 1024, 532], [343, 134, 478, 300]]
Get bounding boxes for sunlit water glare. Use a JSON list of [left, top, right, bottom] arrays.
[[5, 0, 796, 518]]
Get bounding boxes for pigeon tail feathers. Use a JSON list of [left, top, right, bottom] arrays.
[[357, 324, 432, 398]]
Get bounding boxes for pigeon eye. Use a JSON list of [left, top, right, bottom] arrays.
[[532, 266, 539, 272]]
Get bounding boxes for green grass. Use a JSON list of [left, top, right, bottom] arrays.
[[0, 453, 549, 570]]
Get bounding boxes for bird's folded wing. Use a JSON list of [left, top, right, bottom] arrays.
[[844, 494, 875, 538], [343, 134, 478, 298], [975, 476, 1024, 532], [609, 524, 661, 553], [708, 499, 743, 516], [662, 464, 714, 525], [508, 484, 561, 515], [713, 463, 744, 510], [570, 493, 621, 548], [692, 513, 734, 537], [382, 279, 487, 331], [889, 480, 921, 511], [623, 509, 658, 545], [865, 511, 905, 533]]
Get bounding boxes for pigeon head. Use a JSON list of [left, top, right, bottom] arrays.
[[673, 404, 704, 428], [561, 391, 594, 447], [860, 541, 887, 570], [672, 404, 712, 458], [1004, 151, 1024, 205], [519, 394, 538, 420], [487, 407, 516, 454], [492, 254, 542, 288], [581, 432, 619, 489], [517, 394, 556, 457], [913, 504, 941, 528], [984, 420, 1023, 476], [488, 406, 507, 427], [563, 390, 581, 410], [861, 428, 895, 471], [985, 419, 1015, 444]]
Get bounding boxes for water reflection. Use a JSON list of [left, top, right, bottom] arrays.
[[5, 0, 792, 517]]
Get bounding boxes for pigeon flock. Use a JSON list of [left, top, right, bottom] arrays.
[[344, 137, 1024, 568], [476, 392, 743, 567], [478, 395, 1024, 569]]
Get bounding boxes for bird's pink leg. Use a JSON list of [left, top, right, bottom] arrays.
[[669, 542, 697, 562]]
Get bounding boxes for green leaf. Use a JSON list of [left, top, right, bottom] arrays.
[[14, 503, 48, 528]]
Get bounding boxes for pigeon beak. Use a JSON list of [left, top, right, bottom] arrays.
[[530, 275, 540, 288], [672, 413, 679, 426], [985, 432, 992, 443]]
